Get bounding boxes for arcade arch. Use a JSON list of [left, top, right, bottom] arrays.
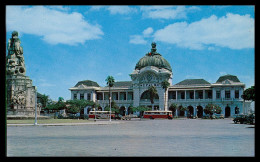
[[197, 105, 203, 118], [225, 106, 231, 118]]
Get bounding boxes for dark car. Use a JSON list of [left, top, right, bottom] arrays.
[[233, 113, 255, 124], [233, 115, 248, 124], [246, 113, 255, 125]]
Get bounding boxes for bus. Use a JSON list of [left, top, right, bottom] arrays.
[[88, 111, 115, 119], [143, 110, 173, 119]]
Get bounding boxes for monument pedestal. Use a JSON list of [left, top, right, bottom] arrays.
[[6, 75, 39, 116]]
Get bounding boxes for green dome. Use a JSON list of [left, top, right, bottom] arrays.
[[135, 42, 172, 72]]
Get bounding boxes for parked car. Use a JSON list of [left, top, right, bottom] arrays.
[[233, 113, 255, 124], [233, 115, 247, 124], [246, 113, 255, 125]]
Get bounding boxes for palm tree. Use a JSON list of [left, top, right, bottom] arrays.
[[148, 86, 157, 111], [105, 76, 115, 121], [161, 80, 170, 111]]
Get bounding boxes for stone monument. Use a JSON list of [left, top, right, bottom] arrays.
[[6, 31, 40, 116]]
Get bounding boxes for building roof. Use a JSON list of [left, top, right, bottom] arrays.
[[216, 74, 240, 83], [74, 80, 100, 87], [135, 43, 172, 72], [175, 79, 210, 86]]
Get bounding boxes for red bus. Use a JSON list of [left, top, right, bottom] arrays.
[[89, 111, 115, 119], [143, 111, 173, 119]]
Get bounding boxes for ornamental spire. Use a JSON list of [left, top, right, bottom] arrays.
[[151, 42, 157, 54], [147, 42, 160, 56]]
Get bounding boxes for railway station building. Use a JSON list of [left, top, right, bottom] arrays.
[[69, 42, 251, 118]]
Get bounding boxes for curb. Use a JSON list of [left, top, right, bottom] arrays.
[[7, 121, 124, 126]]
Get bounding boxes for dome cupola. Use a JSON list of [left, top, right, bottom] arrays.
[[135, 42, 172, 72]]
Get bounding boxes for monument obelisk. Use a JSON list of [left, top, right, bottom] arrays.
[[6, 31, 39, 116]]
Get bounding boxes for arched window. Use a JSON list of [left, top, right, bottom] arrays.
[[140, 90, 159, 100]]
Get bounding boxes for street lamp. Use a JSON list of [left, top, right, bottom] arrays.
[[94, 107, 96, 121], [109, 96, 111, 122], [34, 86, 37, 125]]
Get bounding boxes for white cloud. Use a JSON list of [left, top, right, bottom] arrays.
[[107, 6, 137, 15], [6, 6, 104, 45], [143, 27, 154, 37], [129, 35, 147, 44], [140, 6, 200, 19], [90, 6, 137, 15], [153, 13, 254, 50], [129, 27, 154, 44]]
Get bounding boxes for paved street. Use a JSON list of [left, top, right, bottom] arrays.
[[7, 118, 254, 157]]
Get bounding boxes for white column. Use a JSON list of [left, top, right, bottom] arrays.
[[92, 91, 96, 102], [77, 93, 80, 100], [239, 88, 243, 100], [176, 91, 178, 101], [221, 89, 225, 100], [71, 92, 74, 100], [165, 90, 168, 111], [212, 88, 216, 101], [126, 92, 128, 101], [185, 90, 187, 101], [91, 91, 93, 101], [231, 88, 235, 100], [194, 90, 196, 101], [84, 92, 88, 100], [133, 88, 140, 107], [193, 106, 196, 117], [102, 92, 104, 100], [203, 90, 205, 100]]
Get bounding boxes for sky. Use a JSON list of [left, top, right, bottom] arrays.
[[6, 5, 255, 101]]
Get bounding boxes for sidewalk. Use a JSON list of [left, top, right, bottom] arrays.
[[7, 120, 124, 126]]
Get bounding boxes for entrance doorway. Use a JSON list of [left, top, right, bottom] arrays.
[[225, 106, 231, 118], [197, 106, 203, 118], [120, 106, 126, 116], [187, 106, 194, 117]]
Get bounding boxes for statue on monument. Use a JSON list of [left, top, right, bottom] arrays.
[[6, 31, 26, 75], [6, 31, 38, 116]]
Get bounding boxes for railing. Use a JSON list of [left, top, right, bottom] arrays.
[[169, 98, 213, 102], [168, 98, 243, 102], [97, 100, 133, 104]]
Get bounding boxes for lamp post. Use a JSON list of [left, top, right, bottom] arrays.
[[94, 107, 96, 121], [34, 86, 37, 125], [109, 96, 111, 122]]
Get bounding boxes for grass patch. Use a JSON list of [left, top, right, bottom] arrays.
[[7, 119, 94, 124]]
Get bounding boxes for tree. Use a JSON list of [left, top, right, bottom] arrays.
[[37, 93, 52, 110], [161, 80, 170, 111], [106, 76, 115, 121], [179, 105, 187, 115], [66, 99, 96, 114], [204, 104, 222, 117], [132, 106, 151, 117], [45, 98, 66, 113], [242, 86, 255, 101], [169, 103, 178, 116], [147, 86, 158, 110], [104, 100, 119, 114]]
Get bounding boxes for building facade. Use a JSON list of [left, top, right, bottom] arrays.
[[69, 42, 250, 118]]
